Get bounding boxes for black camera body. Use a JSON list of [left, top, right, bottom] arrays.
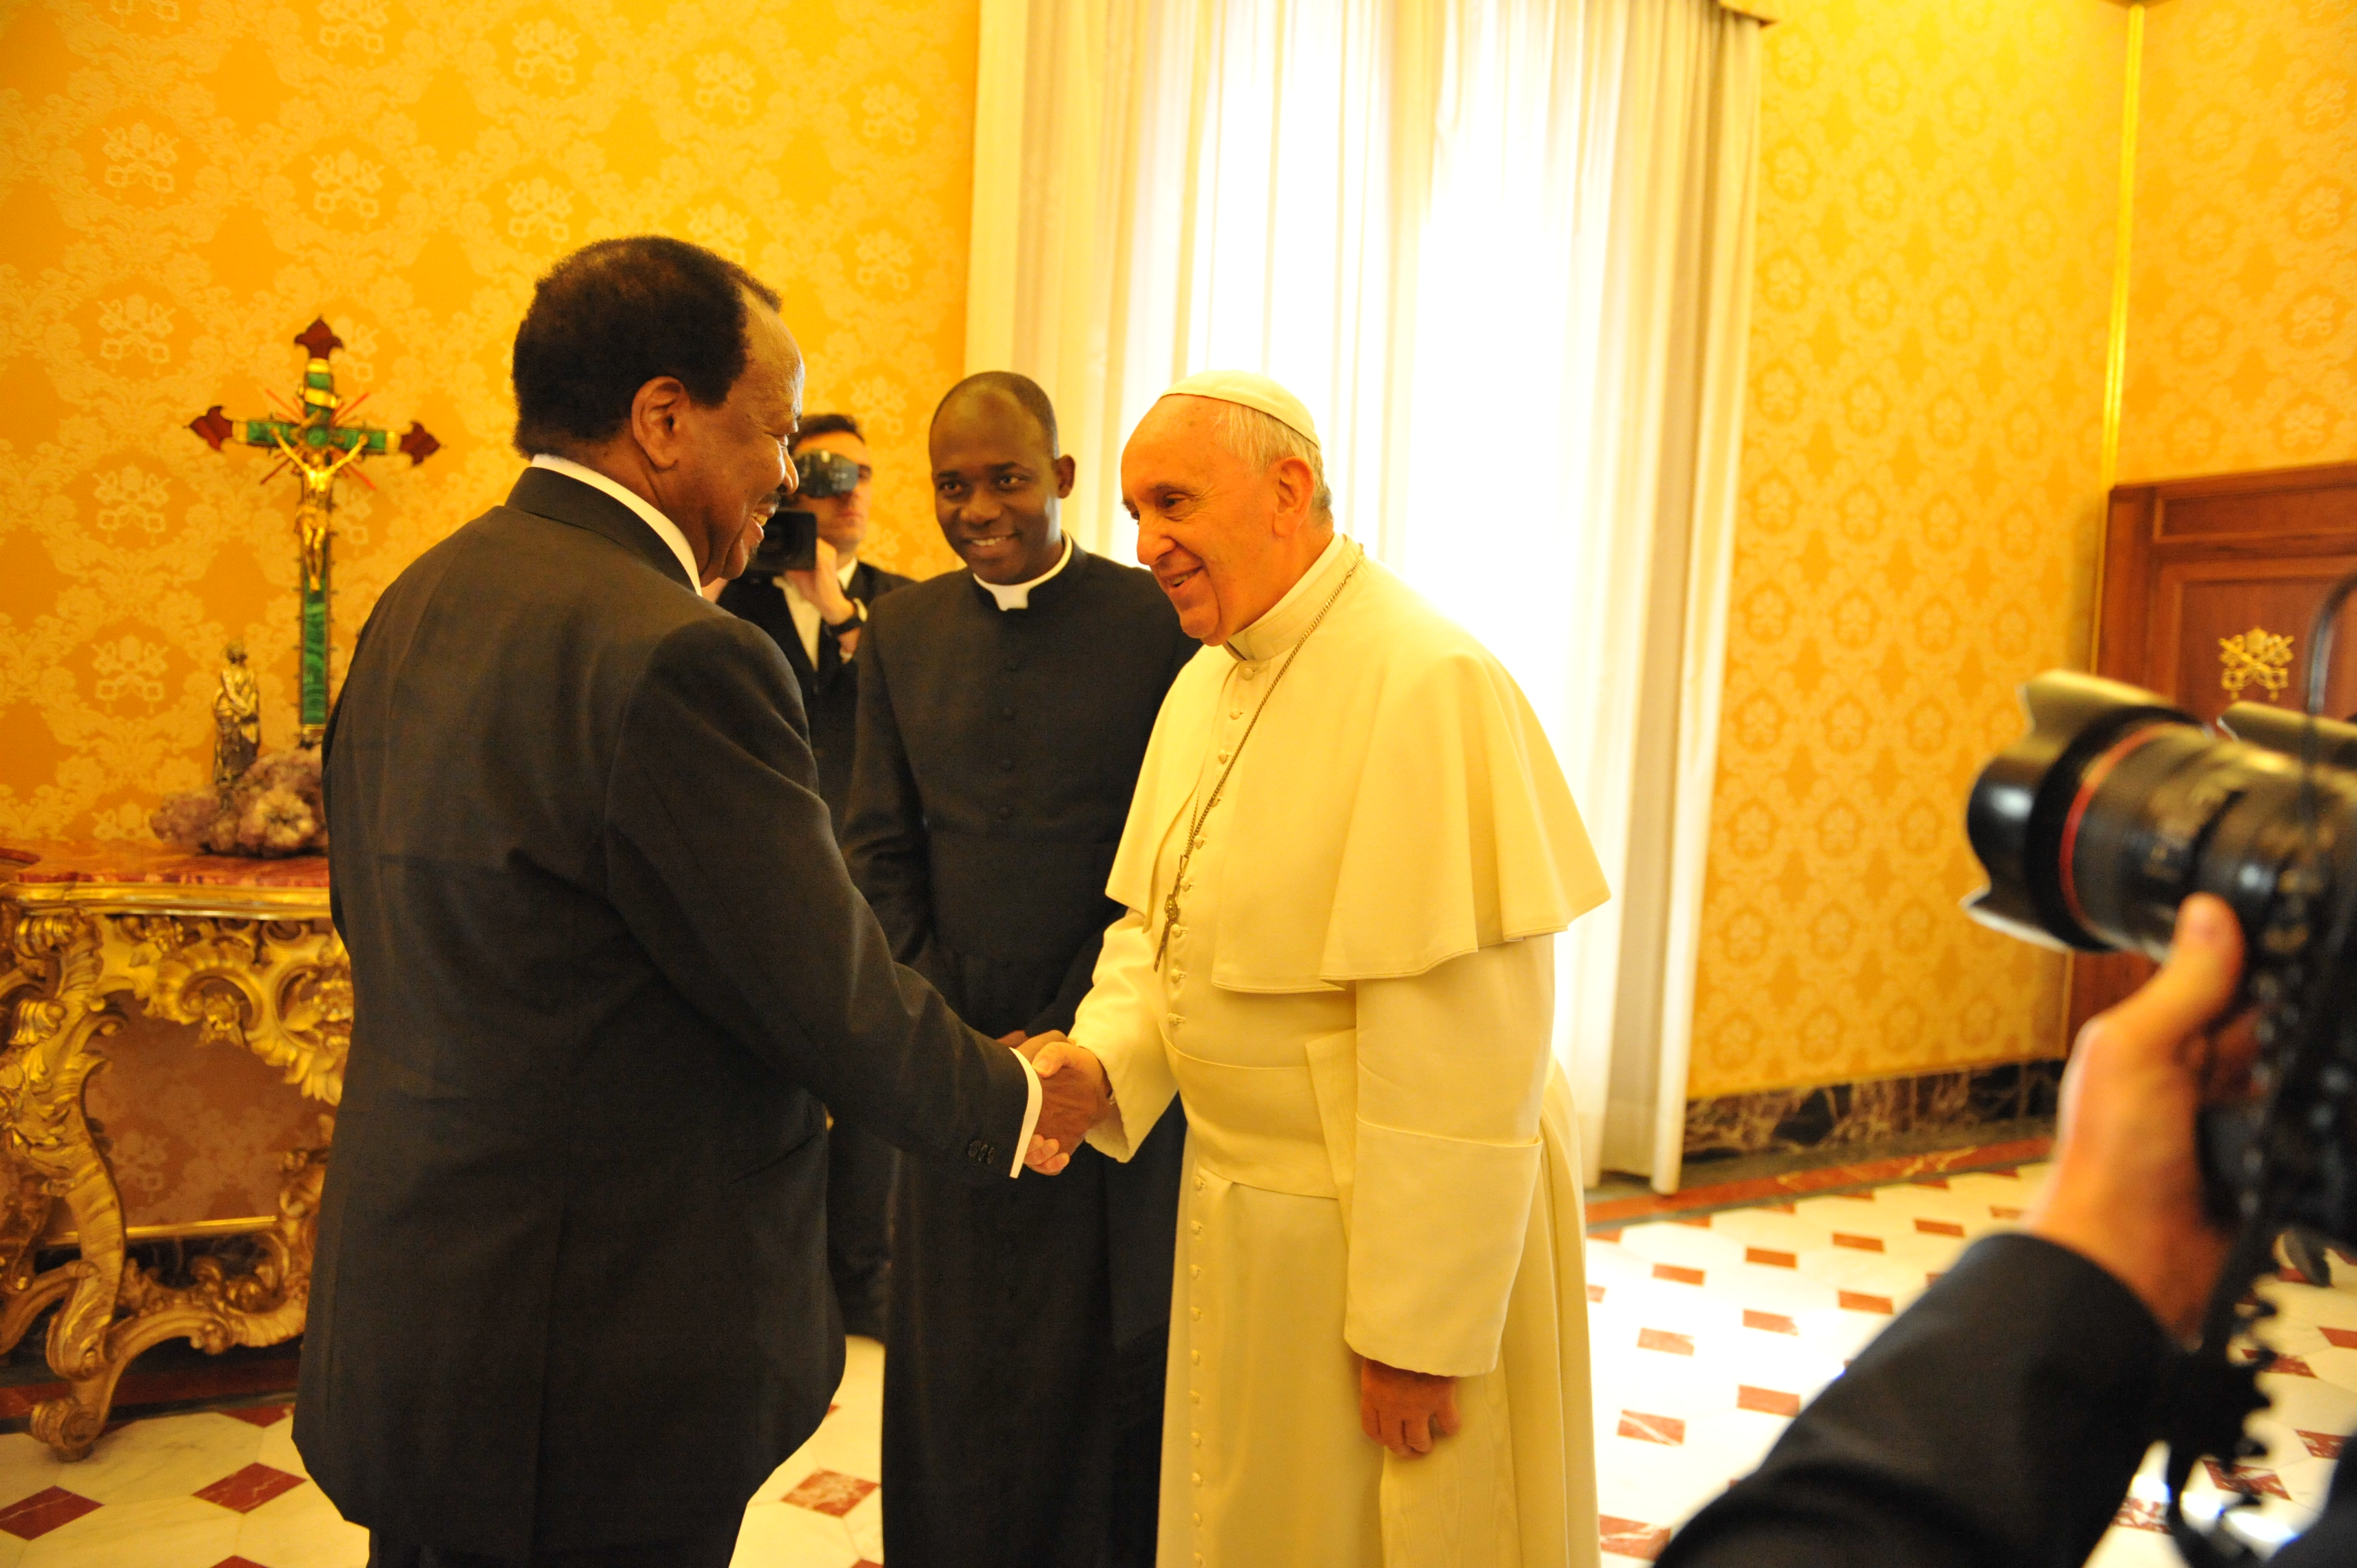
[[1967, 667, 2357, 1561], [747, 507, 818, 576], [1966, 670, 2357, 1247], [795, 447, 862, 499]]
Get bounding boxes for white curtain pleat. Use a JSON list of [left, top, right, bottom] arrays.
[[966, 0, 1762, 1193]]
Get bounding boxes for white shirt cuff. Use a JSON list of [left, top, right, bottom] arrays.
[[1010, 1049, 1044, 1178]]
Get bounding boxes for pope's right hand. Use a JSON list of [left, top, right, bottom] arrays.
[[1021, 1033, 1113, 1174]]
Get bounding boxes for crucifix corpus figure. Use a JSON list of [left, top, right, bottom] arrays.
[[191, 317, 440, 744]]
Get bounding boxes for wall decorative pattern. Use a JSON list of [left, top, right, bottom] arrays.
[[0, 0, 979, 840], [2118, 0, 2356, 482], [1686, 0, 2125, 1100]]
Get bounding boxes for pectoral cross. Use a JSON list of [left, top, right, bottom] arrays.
[[191, 318, 440, 744]]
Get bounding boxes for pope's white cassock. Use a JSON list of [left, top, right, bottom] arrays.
[[1072, 513, 1609, 1568]]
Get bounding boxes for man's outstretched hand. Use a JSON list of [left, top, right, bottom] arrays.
[[1361, 1358, 1460, 1458], [1018, 1032, 1113, 1174], [2028, 893, 2257, 1339]]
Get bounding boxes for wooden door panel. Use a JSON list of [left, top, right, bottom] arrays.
[[2153, 553, 2357, 723], [2066, 462, 2357, 1046]]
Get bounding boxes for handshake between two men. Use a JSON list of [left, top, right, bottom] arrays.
[[1014, 1032, 1112, 1175]]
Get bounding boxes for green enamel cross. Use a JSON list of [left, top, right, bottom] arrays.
[[191, 318, 438, 745]]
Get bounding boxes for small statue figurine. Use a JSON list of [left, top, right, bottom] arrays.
[[212, 642, 262, 797]]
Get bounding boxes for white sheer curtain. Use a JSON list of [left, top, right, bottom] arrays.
[[967, 0, 1764, 1192]]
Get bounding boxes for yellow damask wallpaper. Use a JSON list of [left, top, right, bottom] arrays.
[[2118, 0, 2356, 480], [0, 0, 977, 840], [1686, 0, 2126, 1098]]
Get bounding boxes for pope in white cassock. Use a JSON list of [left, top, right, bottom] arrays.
[[1025, 371, 1608, 1568]]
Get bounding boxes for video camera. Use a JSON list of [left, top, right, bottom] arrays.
[[745, 448, 868, 576], [1966, 577, 2357, 1565]]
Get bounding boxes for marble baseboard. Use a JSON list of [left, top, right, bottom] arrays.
[[1682, 1059, 2064, 1162]]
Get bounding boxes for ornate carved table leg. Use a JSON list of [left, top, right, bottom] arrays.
[[0, 898, 347, 1460]]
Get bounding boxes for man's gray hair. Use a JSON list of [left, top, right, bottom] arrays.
[[1211, 401, 1333, 523]]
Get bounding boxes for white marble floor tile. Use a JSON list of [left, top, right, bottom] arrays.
[[40, 1411, 262, 1507], [18, 1494, 240, 1568], [234, 1477, 370, 1568]]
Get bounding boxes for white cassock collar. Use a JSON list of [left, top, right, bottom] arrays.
[[975, 535, 1074, 611]]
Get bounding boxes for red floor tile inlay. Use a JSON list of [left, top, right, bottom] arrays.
[[1616, 1410, 1686, 1447], [195, 1463, 306, 1514], [1737, 1386, 1803, 1417], [2203, 1461, 2291, 1500], [1651, 1263, 1705, 1287], [2272, 1355, 2319, 1379], [2113, 1498, 2169, 1533], [1831, 1234, 1883, 1252], [1636, 1328, 1695, 1356], [209, 1558, 274, 1568], [221, 1404, 291, 1428], [1599, 1515, 1672, 1560], [2320, 1327, 2357, 1349], [1915, 1218, 1965, 1237], [1587, 1283, 1608, 1303], [1744, 1247, 1797, 1268], [782, 1469, 878, 1517], [2299, 1430, 2346, 1459], [1742, 1309, 1799, 1335], [0, 1486, 102, 1540], [1837, 1291, 1895, 1315], [1989, 1205, 2025, 1220]]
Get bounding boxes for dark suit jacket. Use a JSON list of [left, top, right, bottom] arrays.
[[717, 559, 913, 831], [1661, 1232, 2355, 1567], [295, 467, 1032, 1557]]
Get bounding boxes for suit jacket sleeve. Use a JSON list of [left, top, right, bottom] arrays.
[[603, 612, 1028, 1179], [840, 604, 945, 985], [1660, 1233, 2172, 1568]]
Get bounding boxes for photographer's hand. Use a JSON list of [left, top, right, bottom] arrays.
[[785, 539, 861, 657], [2028, 894, 2256, 1339]]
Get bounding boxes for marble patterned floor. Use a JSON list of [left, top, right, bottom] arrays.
[[2, 1160, 2349, 1565]]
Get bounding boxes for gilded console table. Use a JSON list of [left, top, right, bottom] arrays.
[[0, 840, 345, 1458]]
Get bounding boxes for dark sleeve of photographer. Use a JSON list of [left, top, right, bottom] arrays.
[[1661, 895, 2357, 1568]]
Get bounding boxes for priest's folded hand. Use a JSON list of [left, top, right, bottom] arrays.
[[1360, 1358, 1461, 1459], [1020, 1034, 1113, 1174]]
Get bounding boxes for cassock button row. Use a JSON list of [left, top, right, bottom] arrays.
[[1192, 1474, 1202, 1488], [1241, 666, 1259, 679], [1191, 1221, 1203, 1235], [1192, 1512, 1202, 1526], [1217, 751, 1231, 764], [1192, 1431, 1201, 1446], [1190, 1264, 1201, 1277], [1192, 1350, 1202, 1363], [1191, 1306, 1202, 1319], [1228, 708, 1243, 719]]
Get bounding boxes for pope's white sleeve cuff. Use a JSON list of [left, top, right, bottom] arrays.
[[1011, 1049, 1043, 1178]]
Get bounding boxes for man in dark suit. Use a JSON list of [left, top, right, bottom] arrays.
[[1661, 895, 2354, 1567], [843, 372, 1195, 1568], [718, 412, 913, 1339], [296, 237, 1101, 1568]]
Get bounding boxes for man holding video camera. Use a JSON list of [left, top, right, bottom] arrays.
[[717, 412, 913, 1340], [1660, 905, 2355, 1565]]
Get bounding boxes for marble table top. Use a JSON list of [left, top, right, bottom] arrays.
[[1, 839, 330, 914]]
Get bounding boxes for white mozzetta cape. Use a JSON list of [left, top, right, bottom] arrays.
[[1078, 540, 1609, 1568], [1107, 546, 1608, 989]]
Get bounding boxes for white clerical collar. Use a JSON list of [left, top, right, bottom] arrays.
[[975, 535, 1074, 611], [1226, 533, 1351, 663], [529, 453, 701, 589]]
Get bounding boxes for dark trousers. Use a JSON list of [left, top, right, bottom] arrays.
[[366, 1523, 737, 1568], [825, 1117, 898, 1337]]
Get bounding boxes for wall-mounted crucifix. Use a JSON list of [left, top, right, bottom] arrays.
[[190, 317, 440, 745]]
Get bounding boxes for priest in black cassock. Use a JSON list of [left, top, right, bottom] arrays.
[[718, 412, 911, 1338], [843, 372, 1193, 1567]]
